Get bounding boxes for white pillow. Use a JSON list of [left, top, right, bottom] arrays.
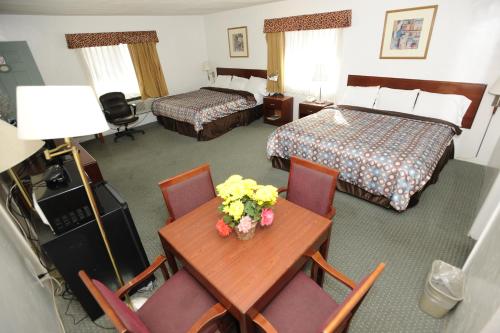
[[338, 86, 380, 108], [374, 87, 420, 113], [245, 76, 267, 96], [413, 91, 471, 126], [229, 76, 249, 91], [213, 75, 232, 89]]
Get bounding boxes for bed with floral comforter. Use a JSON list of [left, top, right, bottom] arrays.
[[267, 106, 461, 211], [152, 87, 257, 133]]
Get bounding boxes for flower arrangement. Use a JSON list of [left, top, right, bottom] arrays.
[[215, 175, 278, 239]]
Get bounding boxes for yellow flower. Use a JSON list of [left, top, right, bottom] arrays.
[[241, 178, 258, 196], [226, 175, 243, 183], [227, 200, 244, 220], [253, 185, 278, 205]]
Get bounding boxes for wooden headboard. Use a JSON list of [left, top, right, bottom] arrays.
[[216, 67, 267, 79], [347, 75, 487, 129]]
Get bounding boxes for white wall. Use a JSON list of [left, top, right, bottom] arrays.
[[204, 0, 500, 165], [0, 15, 208, 93], [0, 186, 62, 332], [444, 198, 500, 333]]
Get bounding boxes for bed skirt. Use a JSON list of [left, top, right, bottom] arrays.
[[156, 105, 263, 141], [270, 143, 455, 211]]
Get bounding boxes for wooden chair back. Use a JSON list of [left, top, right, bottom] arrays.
[[158, 164, 216, 223], [286, 156, 339, 218], [322, 263, 385, 333], [79, 270, 133, 333]]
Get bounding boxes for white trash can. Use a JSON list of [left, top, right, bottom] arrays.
[[419, 260, 464, 318]]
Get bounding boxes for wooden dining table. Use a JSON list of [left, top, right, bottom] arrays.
[[158, 197, 332, 333]]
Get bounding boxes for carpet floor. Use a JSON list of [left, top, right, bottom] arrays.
[[59, 120, 482, 332]]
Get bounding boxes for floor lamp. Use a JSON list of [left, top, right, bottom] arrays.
[[476, 76, 500, 157], [16, 86, 126, 291], [0, 120, 44, 209]]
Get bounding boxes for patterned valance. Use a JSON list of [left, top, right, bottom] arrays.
[[65, 31, 158, 49], [263, 10, 351, 33]]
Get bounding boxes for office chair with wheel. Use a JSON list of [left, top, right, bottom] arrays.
[[99, 92, 145, 142]]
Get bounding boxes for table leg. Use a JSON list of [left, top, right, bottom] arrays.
[[239, 314, 255, 333], [160, 236, 179, 274], [94, 133, 105, 143], [314, 234, 331, 287]]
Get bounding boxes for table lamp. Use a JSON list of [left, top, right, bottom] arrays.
[[476, 76, 500, 157], [0, 120, 44, 209], [313, 64, 330, 104], [267, 73, 280, 96], [202, 61, 214, 83], [16, 86, 126, 289]]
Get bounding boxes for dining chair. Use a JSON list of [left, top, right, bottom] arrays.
[[79, 255, 227, 333], [252, 251, 385, 333], [158, 164, 216, 224], [279, 156, 339, 219]]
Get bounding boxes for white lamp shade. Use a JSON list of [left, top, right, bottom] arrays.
[[313, 64, 330, 82], [490, 76, 500, 95], [202, 61, 211, 71], [16, 86, 109, 140], [0, 120, 44, 172]]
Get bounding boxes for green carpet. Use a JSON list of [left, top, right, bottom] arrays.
[[60, 120, 482, 332]]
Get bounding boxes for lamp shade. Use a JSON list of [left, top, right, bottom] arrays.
[[16, 86, 109, 140], [490, 76, 500, 95], [267, 74, 279, 82], [313, 64, 330, 82], [202, 61, 211, 71], [0, 120, 44, 172]]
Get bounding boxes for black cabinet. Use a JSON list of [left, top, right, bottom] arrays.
[[33, 181, 152, 320]]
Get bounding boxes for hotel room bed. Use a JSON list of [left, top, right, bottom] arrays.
[[152, 68, 266, 141], [268, 106, 459, 211], [267, 75, 486, 211]]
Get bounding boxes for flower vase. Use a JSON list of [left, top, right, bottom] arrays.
[[235, 220, 258, 240]]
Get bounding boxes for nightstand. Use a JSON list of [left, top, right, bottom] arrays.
[[263, 95, 293, 126], [299, 101, 334, 119]]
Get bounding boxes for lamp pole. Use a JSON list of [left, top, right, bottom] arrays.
[[476, 96, 499, 158], [44, 139, 126, 291]]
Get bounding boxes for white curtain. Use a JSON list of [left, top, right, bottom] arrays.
[[80, 44, 140, 98], [284, 29, 341, 101]]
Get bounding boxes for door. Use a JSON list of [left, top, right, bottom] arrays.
[[0, 41, 44, 121]]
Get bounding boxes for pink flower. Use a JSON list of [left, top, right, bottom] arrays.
[[216, 219, 232, 237], [260, 208, 274, 226], [237, 216, 253, 233]]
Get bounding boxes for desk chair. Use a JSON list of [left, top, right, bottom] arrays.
[[99, 92, 145, 142]]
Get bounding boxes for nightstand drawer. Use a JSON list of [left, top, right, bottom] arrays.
[[299, 102, 333, 119], [264, 100, 282, 109], [263, 96, 293, 126], [300, 107, 317, 115]]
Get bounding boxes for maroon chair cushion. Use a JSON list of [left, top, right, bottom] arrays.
[[320, 276, 370, 331], [262, 271, 340, 333], [166, 171, 215, 220], [93, 279, 150, 333], [287, 163, 335, 216], [138, 270, 218, 333]]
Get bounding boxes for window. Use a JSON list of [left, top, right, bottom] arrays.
[[284, 29, 341, 101], [80, 44, 140, 98]]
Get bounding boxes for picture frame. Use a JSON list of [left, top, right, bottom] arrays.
[[227, 26, 249, 58], [379, 5, 438, 59]]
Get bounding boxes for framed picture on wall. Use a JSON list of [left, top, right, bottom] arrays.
[[379, 5, 438, 59], [227, 26, 249, 58]]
